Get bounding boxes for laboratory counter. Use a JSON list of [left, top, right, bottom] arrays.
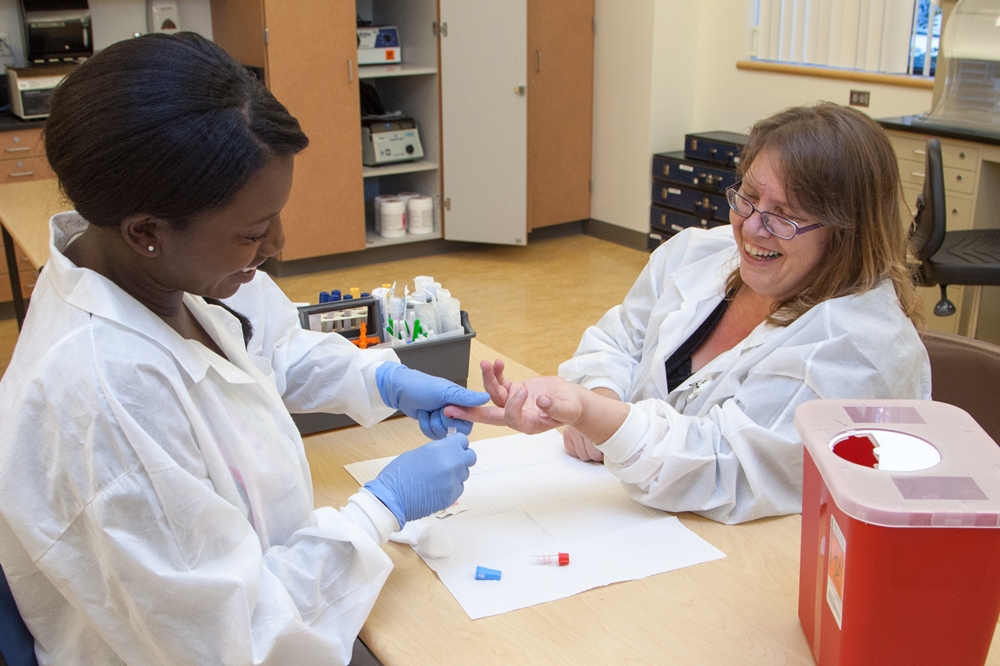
[[879, 114, 1000, 147], [0, 113, 45, 132], [304, 340, 1000, 666]]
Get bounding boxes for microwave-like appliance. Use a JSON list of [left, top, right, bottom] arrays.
[[361, 115, 424, 166], [7, 64, 75, 119], [19, 0, 93, 64]]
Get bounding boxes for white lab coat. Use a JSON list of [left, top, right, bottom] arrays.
[[559, 226, 931, 524], [0, 213, 404, 666]]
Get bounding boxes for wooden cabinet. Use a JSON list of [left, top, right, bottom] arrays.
[[0, 127, 48, 306], [358, 2, 443, 251], [0, 233, 38, 302], [527, 0, 594, 231], [0, 128, 54, 185], [440, 0, 594, 245], [210, 0, 365, 261], [210, 0, 594, 260]]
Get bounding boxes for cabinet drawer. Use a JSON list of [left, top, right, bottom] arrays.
[[650, 204, 727, 235], [651, 151, 738, 193], [0, 128, 44, 157], [890, 132, 980, 171], [944, 193, 974, 230], [0, 240, 35, 276], [0, 156, 54, 183], [942, 143, 979, 170], [945, 167, 975, 195], [650, 183, 729, 222], [901, 187, 973, 233], [897, 158, 976, 197], [0, 268, 38, 301], [898, 157, 926, 188]]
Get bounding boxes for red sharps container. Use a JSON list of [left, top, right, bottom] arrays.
[[794, 400, 1000, 666]]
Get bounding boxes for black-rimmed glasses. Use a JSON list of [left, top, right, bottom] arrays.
[[726, 183, 822, 240]]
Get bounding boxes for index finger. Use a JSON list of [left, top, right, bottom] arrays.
[[444, 404, 506, 426]]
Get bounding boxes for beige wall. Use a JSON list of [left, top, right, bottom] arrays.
[[591, 0, 936, 234], [590, 0, 656, 236], [0, 0, 212, 62]]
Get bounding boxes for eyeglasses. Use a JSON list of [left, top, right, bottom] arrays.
[[726, 183, 822, 240]]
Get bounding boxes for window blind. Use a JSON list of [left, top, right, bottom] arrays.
[[754, 0, 914, 74]]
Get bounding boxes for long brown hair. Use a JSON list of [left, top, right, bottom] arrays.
[[726, 102, 922, 328]]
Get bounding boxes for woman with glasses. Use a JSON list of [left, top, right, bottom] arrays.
[[449, 102, 930, 524]]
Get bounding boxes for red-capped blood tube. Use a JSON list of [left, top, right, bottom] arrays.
[[532, 553, 570, 566]]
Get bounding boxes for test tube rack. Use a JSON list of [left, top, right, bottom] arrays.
[[297, 296, 385, 346]]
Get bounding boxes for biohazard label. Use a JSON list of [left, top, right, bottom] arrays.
[[826, 515, 846, 629]]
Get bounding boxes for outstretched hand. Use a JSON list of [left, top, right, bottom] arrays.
[[444, 359, 592, 434]]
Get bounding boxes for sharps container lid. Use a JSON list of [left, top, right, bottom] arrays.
[[794, 400, 1000, 528]]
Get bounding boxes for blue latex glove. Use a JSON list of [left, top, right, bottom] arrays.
[[376, 363, 490, 439], [363, 433, 477, 529]]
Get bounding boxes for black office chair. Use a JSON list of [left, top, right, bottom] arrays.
[[0, 562, 37, 666], [910, 138, 1000, 316]]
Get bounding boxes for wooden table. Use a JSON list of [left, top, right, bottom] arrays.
[[0, 179, 61, 329], [301, 340, 1000, 665]]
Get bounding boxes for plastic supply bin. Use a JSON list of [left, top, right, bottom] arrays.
[[290, 310, 476, 435], [794, 400, 1000, 666]]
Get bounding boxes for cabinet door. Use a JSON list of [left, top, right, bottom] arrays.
[[440, 0, 527, 245], [527, 0, 593, 230], [262, 0, 365, 260], [208, 0, 266, 69]]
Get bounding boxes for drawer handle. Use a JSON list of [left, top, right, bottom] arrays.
[[952, 208, 959, 214], [913, 149, 925, 155], [9, 171, 34, 177], [956, 174, 964, 182], [5, 147, 29, 153], [911, 171, 925, 178], [959, 151, 966, 159]]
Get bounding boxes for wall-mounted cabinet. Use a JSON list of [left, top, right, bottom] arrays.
[[209, 0, 594, 262]]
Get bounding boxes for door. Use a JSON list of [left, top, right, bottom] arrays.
[[263, 0, 366, 260], [440, 0, 527, 245], [527, 0, 594, 230]]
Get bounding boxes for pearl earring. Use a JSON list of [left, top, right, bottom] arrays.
[[148, 245, 155, 252]]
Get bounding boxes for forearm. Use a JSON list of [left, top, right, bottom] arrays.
[[572, 388, 630, 445], [591, 387, 622, 401]]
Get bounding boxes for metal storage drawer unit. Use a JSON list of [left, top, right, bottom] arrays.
[[648, 132, 747, 251], [650, 182, 728, 222], [652, 150, 739, 193], [683, 131, 748, 168]]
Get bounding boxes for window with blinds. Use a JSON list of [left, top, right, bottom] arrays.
[[751, 0, 939, 76]]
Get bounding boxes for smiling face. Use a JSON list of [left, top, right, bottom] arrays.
[[731, 149, 831, 306], [153, 154, 294, 300]]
